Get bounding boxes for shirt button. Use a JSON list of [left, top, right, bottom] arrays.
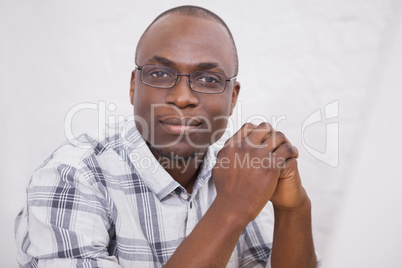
[[174, 188, 182, 195]]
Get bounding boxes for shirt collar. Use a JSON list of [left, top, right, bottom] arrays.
[[192, 144, 219, 194], [121, 119, 220, 200]]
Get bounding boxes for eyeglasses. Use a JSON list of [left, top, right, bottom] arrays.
[[135, 64, 237, 94]]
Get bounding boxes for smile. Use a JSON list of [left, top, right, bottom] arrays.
[[159, 116, 203, 135]]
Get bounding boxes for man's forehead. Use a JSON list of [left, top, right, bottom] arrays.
[[149, 13, 224, 32], [136, 14, 235, 74]]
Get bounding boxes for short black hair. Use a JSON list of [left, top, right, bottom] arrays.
[[135, 5, 239, 75]]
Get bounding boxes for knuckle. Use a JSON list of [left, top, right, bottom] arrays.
[[259, 122, 272, 129], [285, 143, 294, 154], [292, 145, 299, 157], [277, 143, 293, 156], [241, 123, 256, 135], [275, 131, 285, 140], [243, 122, 255, 129]]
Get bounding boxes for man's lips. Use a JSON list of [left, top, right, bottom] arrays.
[[159, 116, 203, 135], [159, 116, 202, 126]]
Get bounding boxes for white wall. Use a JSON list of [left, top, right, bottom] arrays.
[[325, 1, 402, 266], [1, 0, 400, 266]]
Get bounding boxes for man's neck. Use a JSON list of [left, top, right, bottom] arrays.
[[148, 144, 206, 193]]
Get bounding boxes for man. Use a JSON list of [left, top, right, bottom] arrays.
[[15, 5, 319, 268]]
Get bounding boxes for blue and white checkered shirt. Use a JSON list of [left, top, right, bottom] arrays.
[[15, 119, 281, 267]]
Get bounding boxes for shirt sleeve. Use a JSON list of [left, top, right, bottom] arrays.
[[15, 161, 121, 268], [237, 203, 274, 267]]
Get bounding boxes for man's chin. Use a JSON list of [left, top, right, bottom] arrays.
[[146, 141, 207, 161]]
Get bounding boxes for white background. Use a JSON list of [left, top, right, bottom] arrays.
[[1, 0, 401, 267]]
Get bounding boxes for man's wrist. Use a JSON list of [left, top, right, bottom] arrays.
[[272, 194, 311, 215], [211, 195, 252, 230]]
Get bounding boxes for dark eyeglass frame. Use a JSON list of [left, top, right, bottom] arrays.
[[135, 64, 237, 94]]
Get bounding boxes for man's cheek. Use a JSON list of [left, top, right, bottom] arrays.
[[133, 109, 151, 141]]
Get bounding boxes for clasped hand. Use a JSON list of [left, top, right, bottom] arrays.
[[212, 122, 307, 225]]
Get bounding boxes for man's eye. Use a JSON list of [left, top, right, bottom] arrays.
[[151, 71, 169, 78], [199, 76, 218, 83]]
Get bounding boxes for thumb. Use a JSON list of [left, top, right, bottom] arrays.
[[279, 157, 299, 180]]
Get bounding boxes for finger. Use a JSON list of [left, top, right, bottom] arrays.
[[224, 123, 257, 148], [279, 157, 299, 180], [272, 144, 299, 168], [262, 131, 290, 152], [245, 122, 274, 148]]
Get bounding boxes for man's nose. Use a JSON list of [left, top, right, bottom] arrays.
[[165, 75, 199, 109]]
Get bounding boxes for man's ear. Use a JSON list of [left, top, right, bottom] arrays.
[[130, 70, 136, 105], [229, 81, 240, 115]]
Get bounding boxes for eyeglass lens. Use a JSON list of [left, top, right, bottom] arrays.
[[140, 65, 226, 93]]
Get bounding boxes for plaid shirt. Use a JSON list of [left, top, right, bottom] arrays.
[[15, 119, 279, 268]]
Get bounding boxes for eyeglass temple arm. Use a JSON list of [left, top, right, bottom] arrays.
[[226, 75, 237, 81]]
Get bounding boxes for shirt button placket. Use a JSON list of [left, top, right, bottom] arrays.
[[185, 197, 198, 236]]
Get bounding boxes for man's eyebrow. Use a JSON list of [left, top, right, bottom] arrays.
[[195, 62, 225, 74], [151, 56, 176, 67]]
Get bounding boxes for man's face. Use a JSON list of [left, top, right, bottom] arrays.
[[130, 14, 240, 159]]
